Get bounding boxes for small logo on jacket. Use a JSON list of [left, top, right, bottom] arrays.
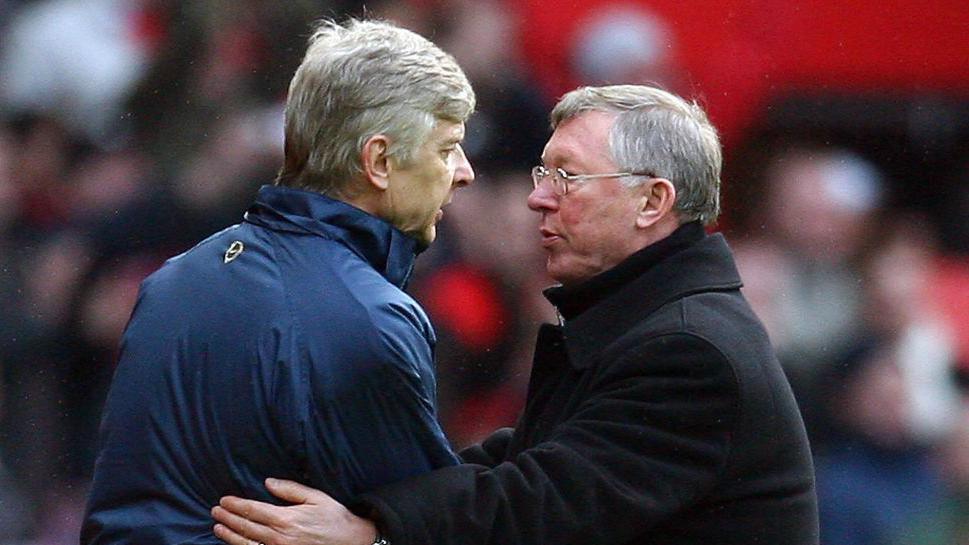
[[224, 241, 244, 263]]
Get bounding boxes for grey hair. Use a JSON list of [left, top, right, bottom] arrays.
[[551, 85, 722, 225], [276, 19, 475, 197]]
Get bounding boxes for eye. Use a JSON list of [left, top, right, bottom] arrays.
[[557, 168, 577, 180], [440, 147, 456, 160]]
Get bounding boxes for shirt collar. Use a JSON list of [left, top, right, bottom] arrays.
[[243, 185, 422, 289]]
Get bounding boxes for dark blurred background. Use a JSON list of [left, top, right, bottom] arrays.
[[0, 1, 967, 543]]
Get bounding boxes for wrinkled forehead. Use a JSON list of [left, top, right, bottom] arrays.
[[428, 119, 466, 144], [542, 110, 618, 165]]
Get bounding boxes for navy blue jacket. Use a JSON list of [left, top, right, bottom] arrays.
[[81, 185, 459, 545]]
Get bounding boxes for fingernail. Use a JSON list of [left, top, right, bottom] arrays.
[[266, 477, 278, 485]]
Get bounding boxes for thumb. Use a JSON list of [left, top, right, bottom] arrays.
[[265, 478, 331, 505]]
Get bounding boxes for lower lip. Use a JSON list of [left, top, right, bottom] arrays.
[[541, 234, 560, 247]]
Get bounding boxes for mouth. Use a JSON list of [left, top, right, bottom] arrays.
[[435, 195, 455, 223], [539, 227, 560, 247]]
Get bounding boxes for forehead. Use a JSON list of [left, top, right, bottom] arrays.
[[429, 120, 465, 143], [542, 110, 617, 166]]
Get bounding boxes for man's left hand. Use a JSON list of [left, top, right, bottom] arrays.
[[212, 478, 376, 545]]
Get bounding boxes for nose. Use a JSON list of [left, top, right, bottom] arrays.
[[527, 178, 559, 212], [453, 145, 474, 187]]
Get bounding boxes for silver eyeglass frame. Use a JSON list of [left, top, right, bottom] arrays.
[[531, 165, 656, 195]]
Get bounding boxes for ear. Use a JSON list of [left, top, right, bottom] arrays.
[[361, 134, 392, 191], [635, 178, 677, 229]]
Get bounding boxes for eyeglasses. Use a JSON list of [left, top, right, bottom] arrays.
[[531, 166, 656, 196]]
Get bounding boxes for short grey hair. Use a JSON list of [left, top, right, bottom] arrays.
[[551, 85, 721, 225], [277, 19, 475, 197]]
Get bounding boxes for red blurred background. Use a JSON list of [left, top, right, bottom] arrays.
[[0, 1, 966, 543]]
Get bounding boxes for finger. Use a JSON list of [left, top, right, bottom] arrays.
[[211, 505, 277, 543], [213, 522, 269, 545], [219, 495, 283, 526], [212, 522, 249, 545], [265, 478, 331, 505]]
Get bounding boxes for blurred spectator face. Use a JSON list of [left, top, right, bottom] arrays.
[[938, 402, 969, 488], [447, 171, 547, 280], [175, 110, 280, 211], [439, 0, 515, 83], [490, 174, 547, 273], [863, 219, 935, 333], [836, 348, 913, 448], [733, 241, 791, 342], [527, 111, 647, 286], [71, 149, 147, 219], [765, 150, 882, 261], [24, 233, 93, 328], [79, 256, 157, 350], [0, 127, 20, 230], [18, 116, 71, 189]]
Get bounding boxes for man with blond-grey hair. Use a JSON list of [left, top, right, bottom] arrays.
[[81, 18, 475, 545], [212, 84, 819, 545]]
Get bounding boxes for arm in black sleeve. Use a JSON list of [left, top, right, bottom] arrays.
[[351, 333, 739, 545], [458, 427, 515, 467]]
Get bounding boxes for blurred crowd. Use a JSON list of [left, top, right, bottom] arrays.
[[0, 0, 966, 544]]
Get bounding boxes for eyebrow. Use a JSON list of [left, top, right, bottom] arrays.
[[540, 143, 574, 166], [540, 153, 576, 170]]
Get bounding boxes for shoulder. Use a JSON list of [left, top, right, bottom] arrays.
[[605, 332, 740, 408], [360, 296, 436, 377], [305, 293, 437, 400], [609, 328, 734, 374], [625, 290, 777, 381], [136, 223, 280, 312], [306, 249, 434, 351], [286, 254, 434, 386]]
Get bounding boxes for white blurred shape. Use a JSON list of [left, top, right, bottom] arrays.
[[0, 0, 148, 142], [571, 5, 672, 85]]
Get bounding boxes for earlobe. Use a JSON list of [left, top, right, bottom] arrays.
[[635, 179, 676, 229], [361, 135, 391, 190]]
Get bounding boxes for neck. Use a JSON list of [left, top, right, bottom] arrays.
[[640, 216, 683, 249], [344, 191, 382, 218]]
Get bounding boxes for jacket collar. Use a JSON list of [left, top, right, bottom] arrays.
[[243, 185, 421, 289], [545, 227, 743, 370]]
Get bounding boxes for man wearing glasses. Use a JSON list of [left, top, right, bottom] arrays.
[[212, 85, 819, 545]]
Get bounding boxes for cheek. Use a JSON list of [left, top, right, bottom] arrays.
[[560, 198, 637, 255], [430, 166, 451, 194], [558, 198, 589, 231], [559, 200, 608, 246]]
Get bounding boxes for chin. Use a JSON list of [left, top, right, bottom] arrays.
[[546, 261, 575, 286], [419, 226, 436, 246], [547, 256, 594, 287]]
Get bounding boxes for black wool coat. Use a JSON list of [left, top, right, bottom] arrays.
[[355, 224, 820, 545]]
